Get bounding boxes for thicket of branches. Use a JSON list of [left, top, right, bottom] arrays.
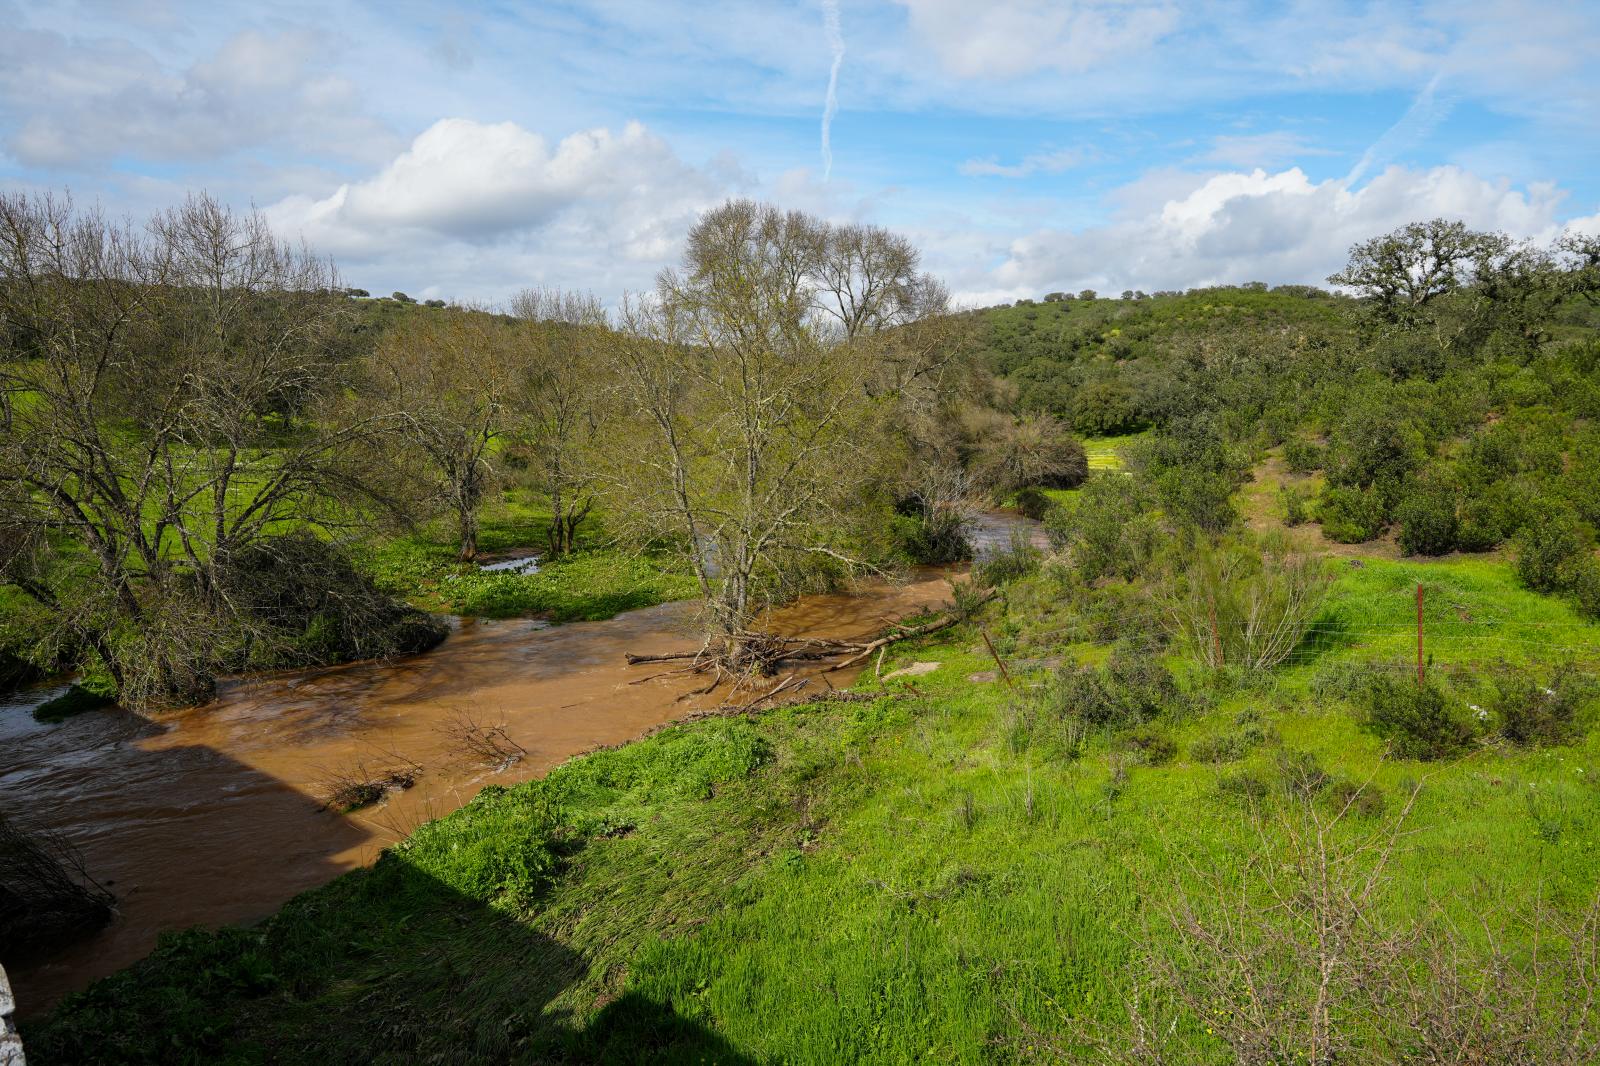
[[0, 192, 406, 707]]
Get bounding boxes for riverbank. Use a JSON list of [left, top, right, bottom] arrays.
[[0, 565, 958, 1019], [355, 499, 698, 622], [23, 550, 1600, 1062]]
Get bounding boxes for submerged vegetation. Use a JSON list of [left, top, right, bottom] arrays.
[[7, 191, 1600, 1061]]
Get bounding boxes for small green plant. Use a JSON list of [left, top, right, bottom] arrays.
[[955, 790, 977, 831], [1120, 725, 1178, 766], [1524, 787, 1572, 844], [1275, 748, 1332, 798], [1190, 731, 1249, 764], [1280, 484, 1310, 527], [1352, 669, 1477, 760], [950, 579, 993, 619], [1489, 666, 1590, 747], [1326, 777, 1388, 818], [1216, 768, 1269, 802]]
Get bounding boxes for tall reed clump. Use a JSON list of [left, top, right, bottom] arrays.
[[1155, 533, 1331, 670]]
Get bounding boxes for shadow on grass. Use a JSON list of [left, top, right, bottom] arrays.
[[22, 846, 756, 1065], [1283, 609, 1357, 669]]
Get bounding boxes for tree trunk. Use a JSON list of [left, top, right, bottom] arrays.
[[458, 498, 479, 562]]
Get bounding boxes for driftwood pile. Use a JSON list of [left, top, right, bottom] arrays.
[[624, 589, 995, 713]]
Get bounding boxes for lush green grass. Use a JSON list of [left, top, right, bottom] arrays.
[[1082, 432, 1140, 471], [357, 494, 696, 623], [27, 547, 1600, 1063], [1299, 556, 1600, 671]]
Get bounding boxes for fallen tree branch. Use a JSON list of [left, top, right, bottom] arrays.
[[621, 588, 995, 681], [825, 592, 995, 672]]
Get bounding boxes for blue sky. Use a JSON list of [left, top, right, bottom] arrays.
[[3, 0, 1598, 305]]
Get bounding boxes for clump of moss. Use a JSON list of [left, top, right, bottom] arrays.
[[32, 684, 114, 724]]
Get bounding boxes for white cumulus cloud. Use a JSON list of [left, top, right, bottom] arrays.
[[264, 118, 741, 301], [950, 164, 1590, 303]]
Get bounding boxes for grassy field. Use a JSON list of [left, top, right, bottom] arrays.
[[25, 545, 1600, 1063], [356, 493, 696, 623], [1083, 433, 1138, 471]]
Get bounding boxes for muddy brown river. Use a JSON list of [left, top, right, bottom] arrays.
[[0, 566, 975, 1018]]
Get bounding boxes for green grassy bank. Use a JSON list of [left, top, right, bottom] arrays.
[[357, 494, 696, 623], [24, 552, 1600, 1063]]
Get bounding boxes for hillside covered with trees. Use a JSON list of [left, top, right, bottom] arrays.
[[9, 198, 1600, 1063]]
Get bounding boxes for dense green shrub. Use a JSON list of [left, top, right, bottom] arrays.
[[1280, 485, 1310, 527], [1049, 648, 1180, 728], [1155, 467, 1240, 533], [1129, 419, 1248, 533], [1461, 419, 1564, 485], [895, 510, 972, 565], [1454, 481, 1532, 551], [1071, 379, 1144, 436], [1283, 438, 1325, 473], [1352, 670, 1477, 760], [1512, 510, 1592, 594], [1571, 557, 1600, 620], [1012, 486, 1051, 521], [1395, 480, 1459, 555], [1489, 666, 1590, 747], [1318, 485, 1388, 543], [1045, 475, 1164, 581], [1324, 414, 1427, 505]]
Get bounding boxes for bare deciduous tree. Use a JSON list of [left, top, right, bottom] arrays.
[[604, 201, 913, 652], [0, 192, 386, 706], [506, 288, 610, 557], [356, 308, 519, 561]]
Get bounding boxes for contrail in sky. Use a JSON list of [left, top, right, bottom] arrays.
[[1345, 71, 1449, 186], [821, 0, 844, 180]]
